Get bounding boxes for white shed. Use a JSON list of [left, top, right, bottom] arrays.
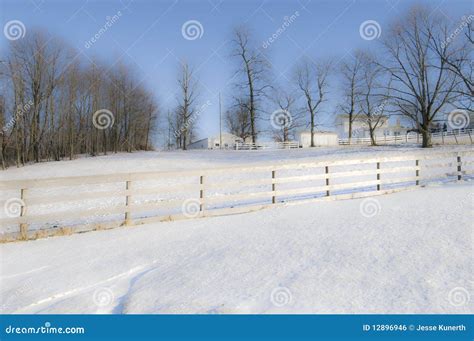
[[188, 133, 243, 150], [298, 131, 339, 148]]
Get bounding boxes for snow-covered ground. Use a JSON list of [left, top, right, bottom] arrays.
[[1, 183, 472, 314], [1, 146, 472, 236], [2, 145, 472, 180]]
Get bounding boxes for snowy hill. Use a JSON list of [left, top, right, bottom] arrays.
[[2, 145, 472, 180], [1, 183, 472, 314]]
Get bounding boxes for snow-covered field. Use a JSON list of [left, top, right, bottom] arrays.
[[0, 183, 472, 314], [0, 146, 472, 314], [1, 145, 472, 180], [1, 146, 472, 237]]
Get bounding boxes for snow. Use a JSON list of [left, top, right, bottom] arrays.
[[1, 145, 471, 180], [1, 183, 472, 314], [1, 145, 472, 237]]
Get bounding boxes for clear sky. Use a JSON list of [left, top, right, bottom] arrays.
[[1, 0, 472, 145]]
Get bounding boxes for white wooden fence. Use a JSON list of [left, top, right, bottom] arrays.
[[0, 149, 472, 242], [235, 141, 300, 150], [339, 129, 474, 145]]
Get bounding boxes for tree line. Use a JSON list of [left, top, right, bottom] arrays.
[[1, 5, 472, 166], [0, 31, 157, 169], [170, 5, 472, 150]]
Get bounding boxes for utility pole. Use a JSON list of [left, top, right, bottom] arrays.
[[219, 92, 222, 149], [167, 109, 171, 150]]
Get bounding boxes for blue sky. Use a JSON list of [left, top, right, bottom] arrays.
[[1, 0, 472, 145]]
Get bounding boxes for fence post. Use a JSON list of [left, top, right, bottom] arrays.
[[272, 170, 276, 204], [200, 175, 205, 213], [415, 160, 420, 186], [457, 154, 462, 181], [325, 166, 330, 196], [376, 162, 381, 191], [124, 179, 132, 226], [19, 188, 28, 240]]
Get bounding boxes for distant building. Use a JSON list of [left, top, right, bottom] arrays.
[[298, 131, 339, 147], [335, 114, 408, 138], [385, 119, 409, 137], [187, 133, 243, 150]]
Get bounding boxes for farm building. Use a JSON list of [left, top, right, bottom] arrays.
[[187, 133, 243, 150], [335, 114, 409, 139], [298, 131, 339, 147]]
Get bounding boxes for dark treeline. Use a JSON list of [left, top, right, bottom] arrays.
[[0, 31, 158, 169]]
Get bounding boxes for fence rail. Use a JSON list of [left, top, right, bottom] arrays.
[[1, 149, 473, 242], [339, 129, 474, 145], [235, 141, 300, 150]]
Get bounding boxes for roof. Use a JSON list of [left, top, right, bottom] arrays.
[[298, 131, 338, 135], [188, 138, 208, 145], [190, 133, 243, 145], [209, 133, 243, 140]]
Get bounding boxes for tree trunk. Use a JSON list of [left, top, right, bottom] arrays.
[[249, 81, 256, 143], [348, 118, 352, 144], [421, 130, 432, 148], [370, 131, 377, 146], [182, 131, 187, 150], [0, 134, 6, 170]]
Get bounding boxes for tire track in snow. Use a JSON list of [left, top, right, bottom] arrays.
[[13, 260, 161, 313], [109, 267, 159, 314], [0, 266, 50, 280]]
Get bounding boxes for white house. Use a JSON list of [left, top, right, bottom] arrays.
[[335, 114, 408, 139], [187, 133, 243, 150], [298, 131, 339, 147]]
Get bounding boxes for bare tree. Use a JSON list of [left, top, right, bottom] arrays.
[[379, 6, 462, 147], [294, 58, 331, 147], [271, 88, 302, 142], [358, 53, 391, 145], [225, 97, 251, 141], [435, 18, 473, 110], [337, 52, 364, 143], [0, 94, 6, 169], [175, 62, 199, 150], [231, 27, 270, 143], [0, 30, 158, 168], [4, 31, 68, 163], [169, 107, 183, 149]]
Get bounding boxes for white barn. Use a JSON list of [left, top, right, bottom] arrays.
[[298, 131, 339, 147], [187, 133, 243, 150]]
